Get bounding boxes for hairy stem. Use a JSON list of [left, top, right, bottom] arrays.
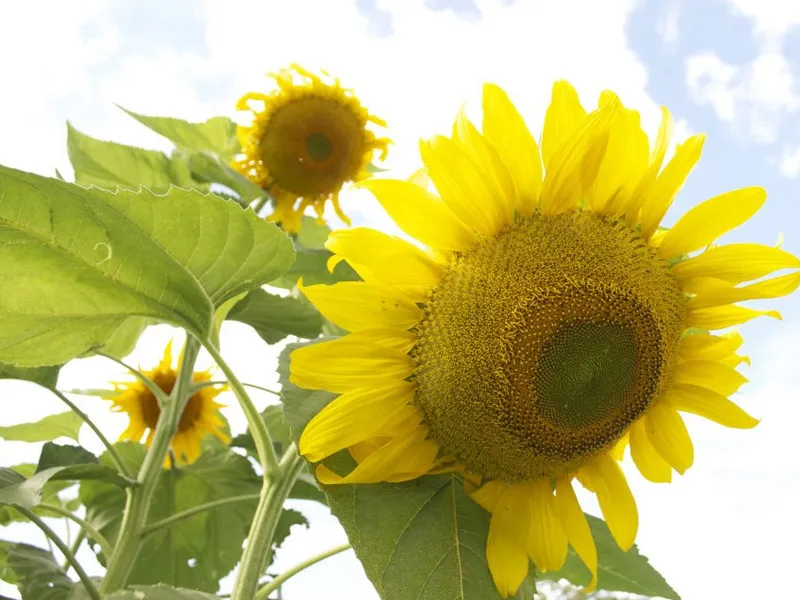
[[141, 493, 261, 536], [255, 543, 351, 600], [39, 502, 113, 559], [17, 506, 102, 600], [52, 390, 133, 479], [193, 380, 280, 396], [99, 336, 200, 594], [231, 444, 304, 600]]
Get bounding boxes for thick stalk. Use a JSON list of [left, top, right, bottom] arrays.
[[254, 543, 351, 600], [203, 342, 280, 477], [99, 336, 201, 594], [231, 444, 304, 600], [17, 507, 102, 600]]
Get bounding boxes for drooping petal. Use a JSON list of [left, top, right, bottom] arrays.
[[581, 454, 638, 551], [673, 360, 748, 396], [483, 83, 543, 216], [629, 420, 672, 483], [672, 244, 800, 284], [679, 331, 744, 362], [665, 383, 759, 429], [326, 228, 443, 300], [639, 134, 706, 240], [539, 100, 619, 215], [486, 486, 531, 598], [420, 135, 508, 237], [471, 479, 505, 513], [553, 479, 597, 591], [290, 332, 414, 393], [356, 179, 477, 253], [645, 402, 694, 474], [658, 187, 767, 259], [526, 482, 569, 572], [541, 80, 587, 170], [686, 272, 800, 309], [298, 280, 423, 333], [687, 304, 781, 330], [299, 381, 419, 462]]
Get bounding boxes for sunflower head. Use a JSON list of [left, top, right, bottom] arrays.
[[232, 64, 390, 232], [289, 80, 800, 598], [106, 341, 230, 466]]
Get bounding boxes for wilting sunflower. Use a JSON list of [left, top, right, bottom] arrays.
[[106, 341, 230, 466], [232, 64, 390, 232], [289, 81, 800, 596]]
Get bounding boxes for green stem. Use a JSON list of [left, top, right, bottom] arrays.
[[255, 543, 351, 600], [16, 506, 102, 600], [99, 336, 201, 594], [97, 351, 170, 405], [59, 388, 117, 397], [231, 444, 304, 600], [203, 342, 280, 477], [192, 380, 280, 396], [63, 529, 86, 570], [141, 494, 261, 536], [52, 390, 132, 479], [38, 502, 113, 558]]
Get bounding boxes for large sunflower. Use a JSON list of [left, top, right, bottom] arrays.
[[106, 341, 230, 466], [289, 81, 800, 596], [233, 64, 390, 232]]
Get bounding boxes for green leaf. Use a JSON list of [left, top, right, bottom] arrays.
[[0, 165, 294, 366], [0, 412, 84, 443], [35, 442, 134, 487], [0, 540, 17, 585], [6, 544, 74, 600], [227, 288, 324, 345], [210, 291, 248, 349], [0, 363, 61, 388], [120, 108, 240, 162], [296, 216, 331, 250], [0, 467, 64, 508], [265, 507, 309, 569], [0, 465, 74, 526], [81, 444, 263, 592], [187, 151, 264, 203], [92, 317, 151, 360], [543, 514, 679, 599], [104, 585, 218, 600], [67, 123, 174, 191], [272, 246, 360, 289]]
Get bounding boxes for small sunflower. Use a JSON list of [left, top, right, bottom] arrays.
[[290, 81, 800, 596], [232, 64, 390, 232], [107, 341, 230, 466]]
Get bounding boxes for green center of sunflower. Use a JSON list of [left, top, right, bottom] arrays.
[[305, 132, 334, 162], [413, 210, 686, 482]]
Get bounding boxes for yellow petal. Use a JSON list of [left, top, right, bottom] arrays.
[[665, 383, 759, 429], [486, 486, 530, 598], [686, 271, 800, 309], [420, 135, 508, 237], [298, 280, 423, 333], [639, 134, 706, 240], [679, 331, 744, 362], [687, 304, 782, 330], [658, 187, 766, 259], [672, 243, 800, 284], [624, 106, 673, 225], [289, 333, 414, 393], [629, 420, 672, 483], [645, 402, 694, 474], [540, 100, 619, 215], [452, 108, 516, 226], [553, 479, 597, 592], [581, 454, 638, 551], [326, 228, 443, 300], [482, 83, 543, 216], [408, 167, 431, 189], [673, 360, 747, 396], [299, 381, 418, 462], [526, 482, 569, 572], [471, 479, 505, 513], [316, 426, 437, 485], [541, 80, 587, 170], [356, 179, 477, 253]]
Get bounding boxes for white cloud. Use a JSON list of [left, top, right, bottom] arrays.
[[777, 144, 800, 177], [686, 49, 799, 143], [657, 0, 682, 48]]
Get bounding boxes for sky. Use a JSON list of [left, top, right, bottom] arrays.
[[1, 0, 799, 599]]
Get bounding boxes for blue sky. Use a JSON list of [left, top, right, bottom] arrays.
[[1, 1, 799, 599]]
